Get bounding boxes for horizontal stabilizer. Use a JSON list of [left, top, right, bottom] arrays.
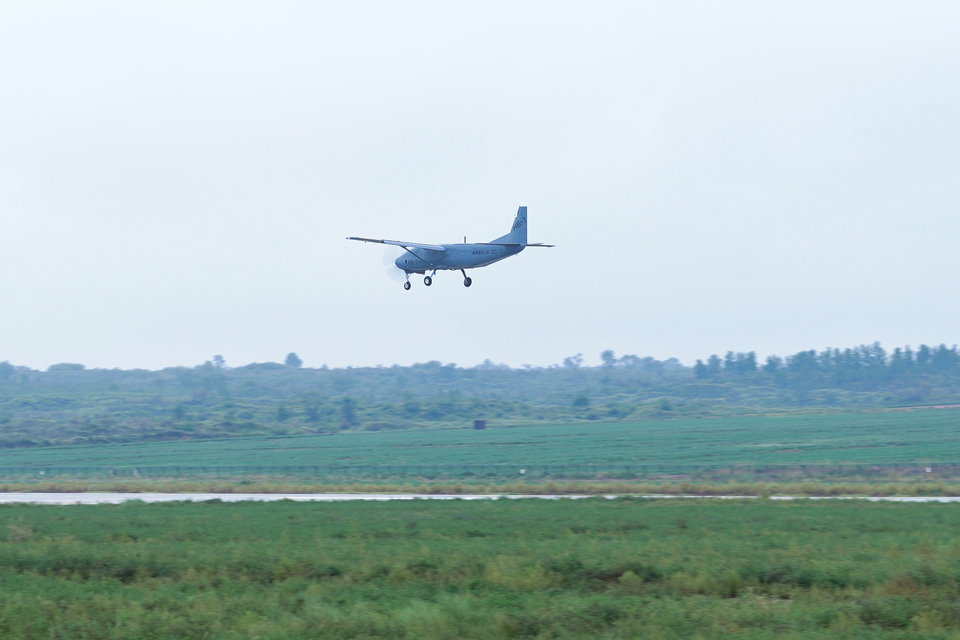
[[524, 243, 555, 247], [347, 237, 447, 252]]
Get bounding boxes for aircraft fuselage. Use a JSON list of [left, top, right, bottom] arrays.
[[396, 243, 525, 274]]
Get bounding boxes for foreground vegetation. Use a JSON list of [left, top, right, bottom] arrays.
[[1, 498, 960, 638], [1, 341, 959, 446]]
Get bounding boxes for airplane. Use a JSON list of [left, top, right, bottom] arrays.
[[347, 206, 553, 290]]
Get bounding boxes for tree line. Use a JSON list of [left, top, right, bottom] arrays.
[[692, 342, 960, 390], [0, 342, 957, 447]]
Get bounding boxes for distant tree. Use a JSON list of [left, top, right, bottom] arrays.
[[563, 354, 583, 369], [620, 354, 641, 368], [600, 350, 617, 367], [47, 363, 85, 372], [723, 351, 736, 372], [641, 357, 665, 377], [763, 355, 783, 374], [707, 355, 722, 377], [724, 352, 757, 374], [787, 350, 818, 376], [817, 349, 836, 373], [903, 346, 916, 370], [285, 352, 303, 368], [862, 342, 887, 370], [0, 361, 14, 380], [694, 360, 709, 379], [833, 348, 860, 384], [932, 345, 959, 373], [917, 345, 932, 369], [889, 347, 908, 375], [212, 355, 226, 369]]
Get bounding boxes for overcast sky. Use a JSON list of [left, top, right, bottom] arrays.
[[1, 1, 958, 371]]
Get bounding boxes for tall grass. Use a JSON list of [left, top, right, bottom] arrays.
[[0, 498, 959, 637]]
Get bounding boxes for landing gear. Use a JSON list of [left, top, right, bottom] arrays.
[[403, 281, 411, 291], [460, 269, 472, 288], [424, 276, 432, 286]]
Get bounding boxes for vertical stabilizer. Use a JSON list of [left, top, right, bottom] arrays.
[[491, 206, 528, 244]]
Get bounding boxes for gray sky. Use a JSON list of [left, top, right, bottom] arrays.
[[2, 1, 958, 370]]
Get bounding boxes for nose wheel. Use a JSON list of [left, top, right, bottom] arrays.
[[463, 277, 472, 287], [424, 276, 432, 286], [403, 281, 411, 291]]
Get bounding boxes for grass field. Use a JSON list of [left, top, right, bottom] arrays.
[[2, 498, 960, 638], [0, 408, 958, 472]]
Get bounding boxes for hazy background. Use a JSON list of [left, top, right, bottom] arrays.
[[1, 1, 957, 370]]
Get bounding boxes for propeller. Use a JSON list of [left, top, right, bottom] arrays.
[[383, 245, 407, 283]]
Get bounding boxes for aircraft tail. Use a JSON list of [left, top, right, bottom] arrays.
[[491, 206, 527, 245]]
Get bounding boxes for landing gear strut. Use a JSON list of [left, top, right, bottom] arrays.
[[461, 269, 472, 288]]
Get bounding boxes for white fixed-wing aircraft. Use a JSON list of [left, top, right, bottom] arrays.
[[348, 206, 553, 290]]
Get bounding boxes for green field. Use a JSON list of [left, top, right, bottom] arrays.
[[0, 409, 959, 471], [1, 498, 960, 638]]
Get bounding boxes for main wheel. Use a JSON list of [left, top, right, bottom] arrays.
[[424, 276, 432, 286], [403, 281, 411, 291], [463, 277, 472, 288]]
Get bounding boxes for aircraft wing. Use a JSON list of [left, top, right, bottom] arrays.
[[347, 237, 447, 252]]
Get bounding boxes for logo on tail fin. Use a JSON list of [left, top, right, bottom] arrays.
[[512, 206, 527, 244], [490, 206, 528, 245]]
